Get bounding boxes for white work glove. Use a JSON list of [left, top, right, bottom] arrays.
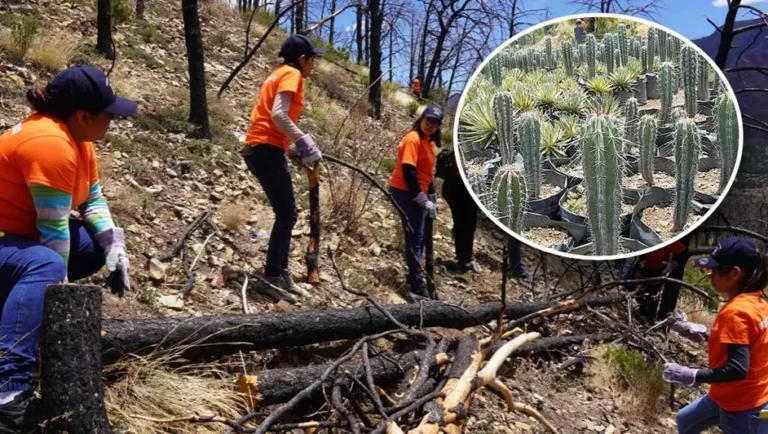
[[96, 227, 130, 297]]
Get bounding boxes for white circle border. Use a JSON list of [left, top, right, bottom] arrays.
[[452, 12, 745, 262]]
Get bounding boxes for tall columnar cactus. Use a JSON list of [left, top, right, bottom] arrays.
[[647, 28, 657, 70], [545, 36, 553, 69], [614, 49, 622, 68], [582, 114, 623, 256], [673, 118, 702, 231], [491, 166, 527, 233], [715, 94, 738, 192], [618, 23, 629, 67], [527, 50, 535, 71], [660, 62, 675, 123], [562, 40, 574, 76], [586, 34, 597, 78], [624, 97, 640, 152], [518, 111, 542, 199], [493, 92, 516, 166], [466, 162, 493, 211], [632, 39, 641, 60], [489, 56, 503, 87], [658, 30, 668, 62], [641, 45, 649, 74], [579, 43, 587, 66], [698, 56, 710, 101], [639, 115, 657, 186], [681, 45, 698, 117], [535, 52, 543, 70], [604, 33, 615, 73]]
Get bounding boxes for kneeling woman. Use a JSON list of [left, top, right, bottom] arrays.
[[0, 64, 136, 429], [664, 237, 768, 433], [388, 106, 443, 298]]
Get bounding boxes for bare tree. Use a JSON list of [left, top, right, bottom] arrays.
[[296, 0, 305, 33], [356, 3, 364, 63], [568, 0, 664, 18], [136, 0, 146, 20], [329, 0, 336, 44], [482, 0, 549, 39], [182, 0, 212, 138], [368, 0, 384, 118], [96, 0, 113, 59]]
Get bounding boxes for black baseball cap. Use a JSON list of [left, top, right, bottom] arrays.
[[279, 34, 326, 59], [695, 237, 760, 272], [46, 64, 138, 118]]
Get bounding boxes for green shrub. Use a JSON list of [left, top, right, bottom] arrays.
[[4, 16, 42, 60], [683, 264, 719, 310], [112, 0, 132, 24], [138, 23, 158, 43], [407, 101, 419, 117], [382, 80, 399, 97], [379, 158, 396, 173], [123, 46, 163, 69]]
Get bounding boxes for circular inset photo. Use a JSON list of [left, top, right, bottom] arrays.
[[454, 14, 743, 260]]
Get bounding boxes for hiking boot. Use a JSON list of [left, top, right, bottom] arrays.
[[0, 389, 41, 434], [459, 261, 481, 276], [254, 275, 298, 304], [281, 269, 309, 297], [507, 264, 529, 279]]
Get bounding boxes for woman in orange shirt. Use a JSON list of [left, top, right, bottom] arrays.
[[243, 34, 324, 304], [389, 106, 443, 299], [663, 237, 768, 433]]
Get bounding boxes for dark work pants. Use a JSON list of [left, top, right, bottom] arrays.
[[441, 175, 477, 264]]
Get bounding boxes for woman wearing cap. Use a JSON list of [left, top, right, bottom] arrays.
[[662, 237, 768, 433], [243, 34, 324, 304], [0, 63, 136, 427], [389, 106, 442, 298]]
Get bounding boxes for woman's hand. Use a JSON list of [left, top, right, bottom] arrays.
[[663, 362, 699, 388]]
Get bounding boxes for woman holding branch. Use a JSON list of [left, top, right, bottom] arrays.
[[243, 34, 324, 304], [389, 106, 443, 299], [663, 237, 768, 433]]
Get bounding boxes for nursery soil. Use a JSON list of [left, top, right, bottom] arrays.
[[642, 89, 685, 112], [623, 172, 676, 189], [696, 169, 721, 195], [521, 227, 569, 248], [640, 206, 696, 241], [539, 183, 562, 198]]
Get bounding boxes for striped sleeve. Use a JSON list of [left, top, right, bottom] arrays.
[[28, 183, 72, 264], [79, 181, 115, 237]]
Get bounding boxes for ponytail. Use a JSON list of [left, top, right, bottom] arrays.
[[740, 253, 768, 295], [25, 87, 76, 122], [26, 88, 53, 115]]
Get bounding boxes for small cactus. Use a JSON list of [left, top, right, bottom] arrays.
[[681, 45, 698, 117], [624, 97, 640, 152], [493, 92, 517, 166], [562, 40, 574, 76], [491, 166, 527, 233], [639, 115, 657, 186], [586, 34, 597, 78], [698, 56, 710, 101], [614, 48, 622, 68], [618, 23, 629, 67], [632, 39, 641, 60], [673, 118, 702, 231], [659, 62, 675, 123], [715, 94, 738, 192], [518, 111, 542, 199], [582, 114, 624, 256]]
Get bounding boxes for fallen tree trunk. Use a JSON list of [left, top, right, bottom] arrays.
[[101, 295, 623, 364], [42, 284, 112, 433]]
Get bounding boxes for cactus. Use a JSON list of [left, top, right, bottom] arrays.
[[545, 36, 553, 69], [618, 23, 629, 67], [535, 51, 543, 70], [493, 92, 517, 166], [659, 62, 675, 123], [641, 45, 649, 74], [681, 45, 698, 117], [673, 118, 702, 231], [489, 56, 503, 87], [466, 162, 493, 211], [658, 30, 668, 62], [624, 97, 640, 152], [604, 33, 615, 73], [562, 40, 574, 76], [586, 34, 597, 78], [582, 114, 624, 256], [579, 43, 587, 66], [698, 56, 710, 101], [527, 49, 535, 71], [639, 115, 657, 186], [714, 94, 738, 192], [518, 111, 542, 199], [647, 28, 657, 70], [491, 166, 527, 233], [614, 48, 622, 68], [632, 39, 641, 60]]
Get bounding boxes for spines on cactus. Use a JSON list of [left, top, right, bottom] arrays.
[[466, 162, 494, 211], [518, 111, 542, 199], [632, 39, 641, 60], [493, 92, 517, 166], [638, 115, 657, 186], [681, 45, 698, 117], [586, 34, 597, 78], [563, 40, 574, 76], [659, 62, 675, 123], [658, 30, 668, 62], [614, 48, 622, 68], [582, 114, 624, 256], [647, 27, 657, 70], [579, 43, 587, 66], [489, 56, 503, 87], [641, 45, 649, 74], [698, 56, 710, 101], [491, 166, 527, 233], [714, 94, 738, 192], [618, 23, 629, 67], [673, 118, 702, 231], [545, 36, 553, 69], [604, 33, 615, 73], [624, 97, 640, 152]]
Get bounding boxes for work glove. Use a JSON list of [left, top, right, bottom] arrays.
[[665, 309, 709, 342], [414, 192, 437, 219], [95, 227, 130, 297], [663, 259, 679, 276], [427, 193, 438, 218], [294, 134, 322, 165], [662, 362, 699, 388]]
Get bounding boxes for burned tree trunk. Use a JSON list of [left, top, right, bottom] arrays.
[[304, 163, 321, 284], [329, 0, 336, 45], [367, 0, 383, 119], [295, 0, 304, 33], [96, 0, 114, 59], [182, 0, 212, 139], [136, 0, 146, 20], [355, 4, 363, 64], [41, 285, 111, 433]]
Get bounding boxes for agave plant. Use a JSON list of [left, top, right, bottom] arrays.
[[465, 76, 495, 103], [513, 90, 537, 112], [585, 76, 614, 94], [540, 121, 567, 159], [586, 93, 622, 116], [558, 114, 581, 140], [609, 67, 635, 91], [524, 70, 546, 86], [503, 68, 526, 86], [535, 83, 561, 110], [556, 87, 587, 115], [595, 62, 607, 75], [558, 77, 580, 91], [460, 100, 496, 149], [627, 58, 643, 78]]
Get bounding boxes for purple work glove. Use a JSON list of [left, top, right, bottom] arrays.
[[427, 193, 438, 217], [663, 259, 679, 276], [294, 134, 322, 165], [663, 362, 699, 388], [414, 192, 437, 219], [666, 309, 709, 343]]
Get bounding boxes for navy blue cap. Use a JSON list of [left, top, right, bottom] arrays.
[[47, 64, 138, 117], [279, 34, 326, 59], [422, 106, 444, 122], [695, 237, 760, 271]]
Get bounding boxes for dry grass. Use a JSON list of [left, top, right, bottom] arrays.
[[202, 0, 239, 20], [107, 187, 146, 221], [26, 30, 80, 72], [678, 294, 717, 330], [218, 202, 248, 231], [109, 66, 138, 99]]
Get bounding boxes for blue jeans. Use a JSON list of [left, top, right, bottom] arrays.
[[244, 144, 298, 278], [390, 187, 426, 289], [0, 220, 105, 392], [677, 394, 768, 434]]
